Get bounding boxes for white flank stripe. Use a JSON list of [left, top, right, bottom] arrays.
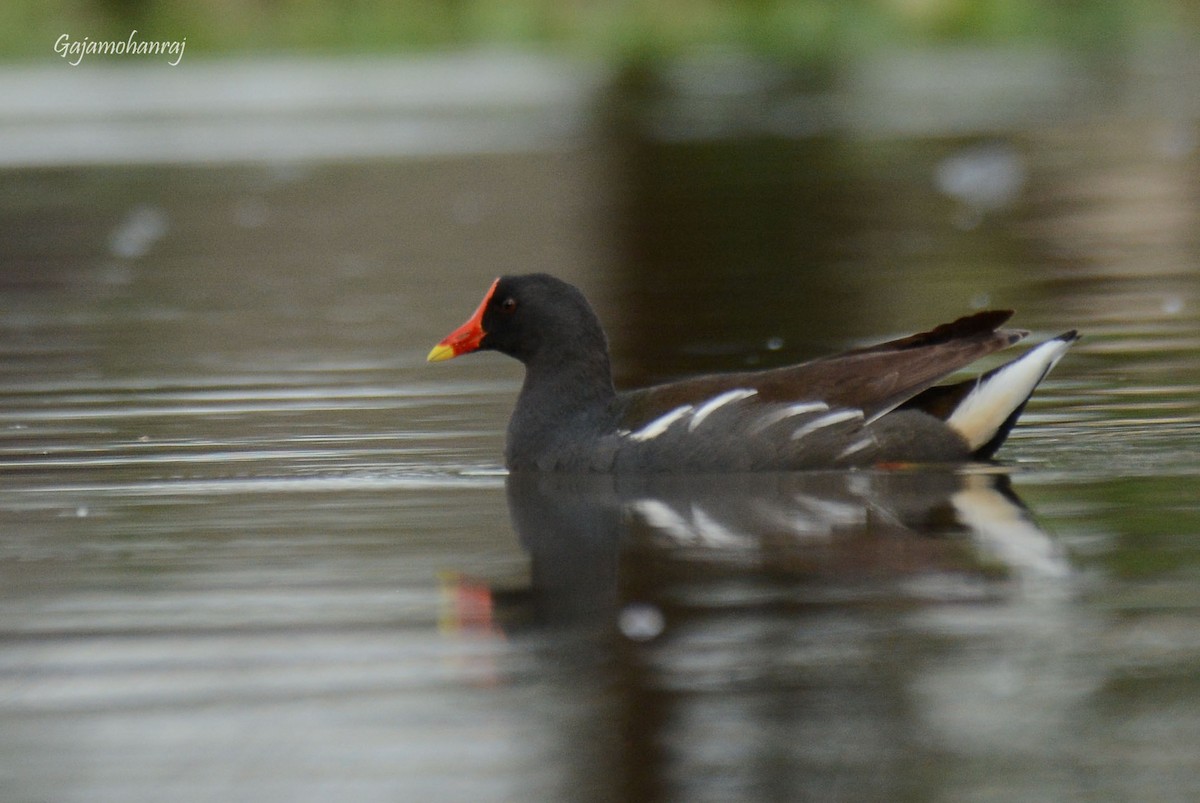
[[748, 401, 829, 434], [632, 500, 753, 547], [836, 436, 875, 460], [688, 389, 757, 431], [947, 337, 1073, 450], [628, 404, 693, 442], [632, 500, 694, 538], [790, 408, 863, 440], [690, 505, 753, 547]]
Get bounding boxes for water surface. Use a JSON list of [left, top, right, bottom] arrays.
[[2, 55, 1199, 802]]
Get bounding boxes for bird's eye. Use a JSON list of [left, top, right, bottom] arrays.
[[499, 297, 518, 314]]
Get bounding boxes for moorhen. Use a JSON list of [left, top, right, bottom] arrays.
[[428, 274, 1077, 472]]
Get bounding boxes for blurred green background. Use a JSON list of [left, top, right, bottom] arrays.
[[6, 0, 1197, 64]]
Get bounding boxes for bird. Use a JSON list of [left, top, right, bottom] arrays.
[[428, 273, 1077, 473]]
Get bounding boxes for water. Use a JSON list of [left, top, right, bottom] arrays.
[[2, 53, 1200, 802]]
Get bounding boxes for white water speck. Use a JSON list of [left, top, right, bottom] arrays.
[[109, 205, 168, 259], [618, 603, 665, 641]]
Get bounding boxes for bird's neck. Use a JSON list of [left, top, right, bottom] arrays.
[[506, 346, 617, 469], [519, 344, 617, 419]]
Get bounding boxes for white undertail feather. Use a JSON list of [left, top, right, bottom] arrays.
[[946, 335, 1075, 451], [951, 480, 1072, 583]]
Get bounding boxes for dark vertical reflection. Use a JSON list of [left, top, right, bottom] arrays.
[[598, 69, 1046, 392], [606, 104, 861, 384]]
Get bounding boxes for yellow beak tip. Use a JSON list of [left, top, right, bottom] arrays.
[[426, 343, 456, 363]]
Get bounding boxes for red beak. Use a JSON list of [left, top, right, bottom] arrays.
[[427, 278, 499, 362]]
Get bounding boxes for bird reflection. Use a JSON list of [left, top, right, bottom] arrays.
[[495, 468, 1071, 632], [442, 470, 1080, 802]]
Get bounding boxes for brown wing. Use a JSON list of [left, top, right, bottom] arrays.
[[620, 310, 1026, 426]]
